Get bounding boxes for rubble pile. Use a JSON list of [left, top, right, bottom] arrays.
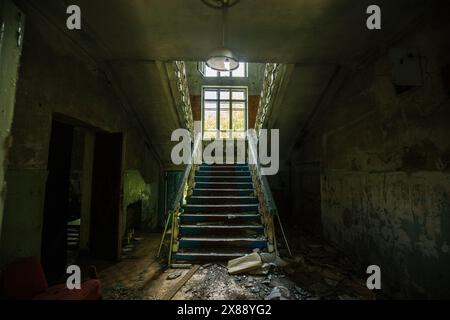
[[177, 234, 379, 300]]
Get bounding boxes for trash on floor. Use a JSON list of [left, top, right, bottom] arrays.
[[227, 252, 262, 275], [167, 271, 182, 280], [265, 286, 290, 300], [227, 251, 288, 275]]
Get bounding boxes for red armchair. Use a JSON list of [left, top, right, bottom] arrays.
[[0, 256, 101, 300]]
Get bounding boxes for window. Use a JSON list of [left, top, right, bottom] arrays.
[[202, 87, 247, 139], [198, 62, 248, 78]]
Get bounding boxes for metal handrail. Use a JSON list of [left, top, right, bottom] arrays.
[[247, 132, 278, 214], [247, 131, 292, 256], [170, 133, 202, 211]]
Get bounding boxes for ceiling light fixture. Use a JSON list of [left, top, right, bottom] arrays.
[[203, 0, 240, 72]]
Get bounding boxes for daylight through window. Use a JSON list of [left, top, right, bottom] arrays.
[[202, 87, 247, 139]]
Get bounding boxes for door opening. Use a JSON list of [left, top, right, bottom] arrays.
[[41, 120, 74, 284], [90, 132, 124, 261]]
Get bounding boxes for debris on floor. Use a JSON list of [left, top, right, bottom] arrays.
[[102, 284, 156, 300], [227, 251, 288, 276], [172, 233, 379, 300], [173, 263, 304, 300], [227, 252, 262, 275], [265, 286, 290, 300], [97, 232, 379, 300], [167, 271, 182, 280], [280, 233, 379, 300]]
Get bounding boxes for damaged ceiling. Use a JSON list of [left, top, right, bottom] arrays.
[[20, 0, 432, 166]]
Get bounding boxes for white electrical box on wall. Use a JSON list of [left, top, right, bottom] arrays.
[[389, 48, 423, 87]]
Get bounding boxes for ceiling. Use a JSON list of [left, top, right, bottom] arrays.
[[49, 0, 428, 63], [26, 0, 432, 166]]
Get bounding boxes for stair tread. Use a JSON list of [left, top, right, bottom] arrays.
[[198, 170, 249, 172], [180, 224, 263, 228], [185, 204, 257, 207], [195, 176, 250, 179], [194, 188, 253, 191], [189, 196, 256, 199], [182, 213, 260, 216], [197, 182, 252, 184], [180, 237, 266, 241], [174, 252, 247, 257]]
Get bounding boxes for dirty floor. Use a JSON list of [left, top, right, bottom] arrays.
[[94, 232, 377, 300]]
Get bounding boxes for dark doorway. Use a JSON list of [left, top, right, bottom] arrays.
[[41, 120, 74, 284], [126, 201, 142, 232], [90, 133, 123, 261]]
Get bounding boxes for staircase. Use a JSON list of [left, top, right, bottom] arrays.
[[173, 163, 268, 262]]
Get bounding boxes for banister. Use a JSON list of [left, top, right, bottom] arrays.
[[170, 133, 202, 211], [247, 131, 278, 214], [247, 131, 292, 256]]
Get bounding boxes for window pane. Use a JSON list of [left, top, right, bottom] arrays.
[[232, 110, 245, 130], [204, 90, 218, 100], [232, 131, 246, 139], [203, 131, 217, 139], [204, 101, 217, 109], [220, 109, 230, 130], [232, 63, 246, 77], [203, 87, 247, 138], [232, 90, 245, 100], [204, 110, 217, 130], [220, 131, 231, 139], [205, 65, 217, 77], [232, 102, 245, 110], [220, 71, 230, 77], [220, 90, 230, 100], [220, 101, 230, 111]]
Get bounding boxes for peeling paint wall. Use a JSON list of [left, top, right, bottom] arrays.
[[319, 22, 450, 298], [123, 170, 160, 235], [0, 10, 161, 265]]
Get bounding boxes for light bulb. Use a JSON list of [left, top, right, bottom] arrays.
[[224, 58, 230, 71]]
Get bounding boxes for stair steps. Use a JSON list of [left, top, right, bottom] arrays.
[[174, 163, 268, 262], [193, 188, 254, 197], [194, 176, 253, 183], [195, 182, 254, 189], [187, 196, 258, 205], [180, 213, 261, 224]]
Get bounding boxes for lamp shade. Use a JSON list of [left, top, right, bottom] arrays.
[[206, 47, 239, 71]]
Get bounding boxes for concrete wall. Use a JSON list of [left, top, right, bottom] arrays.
[[293, 21, 450, 298], [0, 10, 161, 265], [0, 0, 25, 242]]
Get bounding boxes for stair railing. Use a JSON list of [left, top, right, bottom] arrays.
[[157, 133, 202, 264], [247, 131, 292, 256]]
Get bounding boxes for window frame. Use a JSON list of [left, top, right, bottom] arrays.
[[201, 86, 248, 139], [198, 62, 248, 78]]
